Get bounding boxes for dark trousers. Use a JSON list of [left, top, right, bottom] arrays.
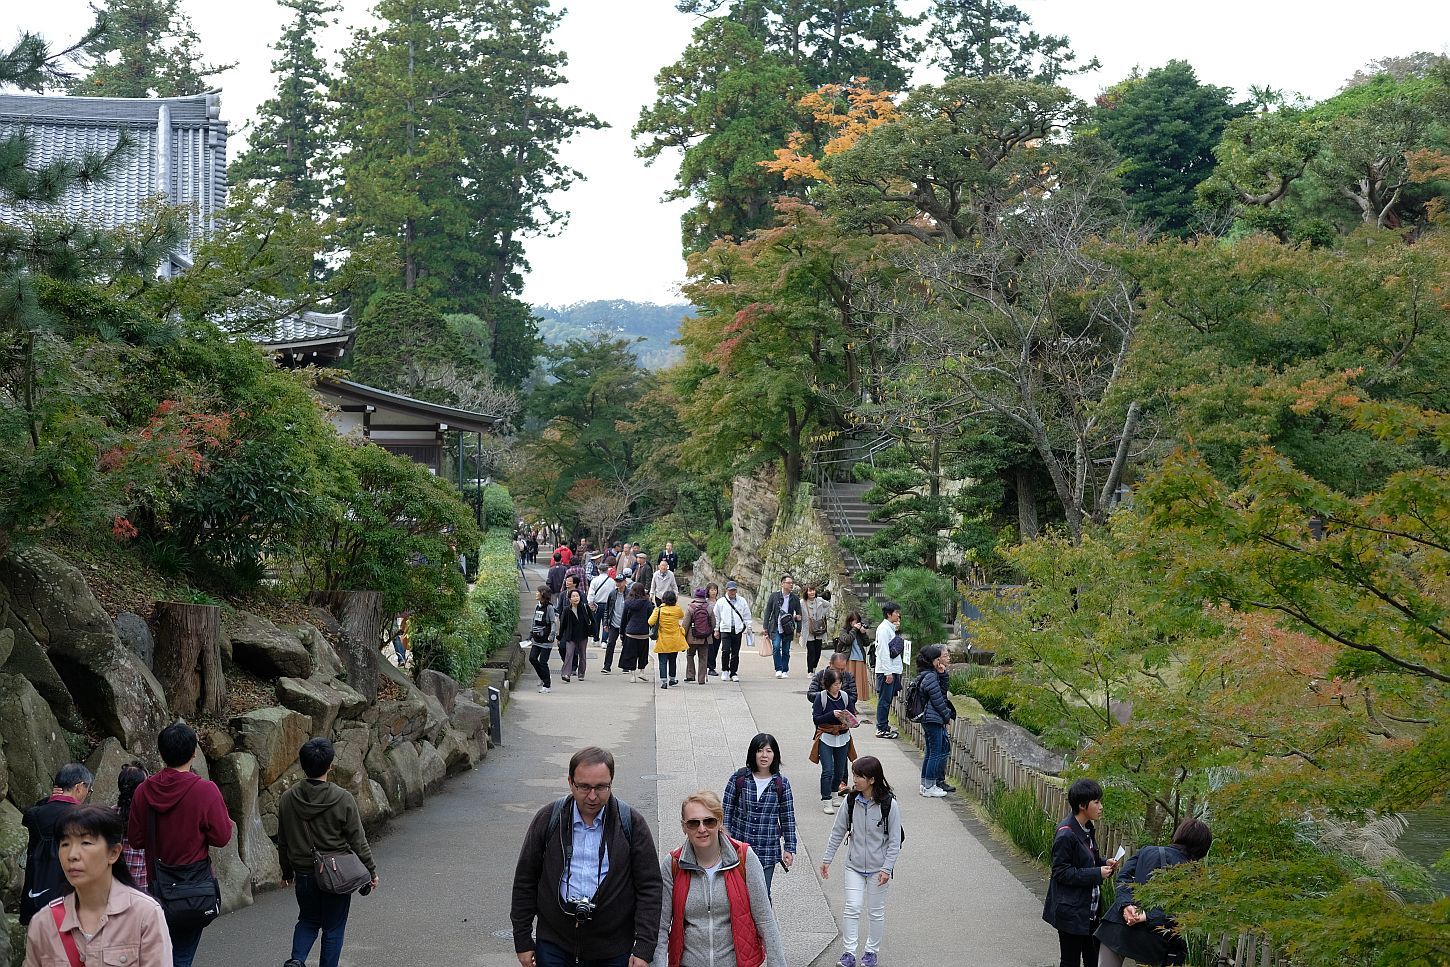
[[819, 742, 850, 800], [292, 872, 353, 967], [592, 602, 608, 639], [620, 635, 648, 671], [875, 673, 899, 731], [564, 637, 587, 677], [720, 632, 743, 675], [805, 638, 825, 671], [762, 862, 776, 897], [658, 652, 678, 681], [171, 925, 204, 967], [530, 645, 552, 687], [1057, 930, 1098, 967], [922, 722, 949, 785], [535, 940, 629, 967], [707, 637, 720, 673], [602, 626, 621, 670]]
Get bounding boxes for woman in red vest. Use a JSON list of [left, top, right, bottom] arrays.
[[655, 791, 786, 967]]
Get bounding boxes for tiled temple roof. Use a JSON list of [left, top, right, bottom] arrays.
[[0, 90, 229, 272]]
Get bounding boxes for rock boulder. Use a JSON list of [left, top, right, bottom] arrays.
[[0, 672, 71, 804], [975, 716, 1066, 776], [418, 740, 447, 794], [0, 798, 25, 909], [114, 613, 155, 670], [385, 742, 425, 810], [231, 707, 313, 786], [290, 621, 344, 681], [85, 737, 137, 809], [212, 752, 282, 892], [210, 834, 254, 914], [416, 669, 459, 713], [225, 611, 314, 679]]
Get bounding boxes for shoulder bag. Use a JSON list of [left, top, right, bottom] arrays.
[[146, 788, 222, 931], [299, 806, 372, 894]]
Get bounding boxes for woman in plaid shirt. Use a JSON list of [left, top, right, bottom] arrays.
[[722, 733, 798, 898], [115, 762, 150, 888]]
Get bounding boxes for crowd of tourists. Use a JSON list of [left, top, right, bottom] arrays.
[[18, 722, 377, 967]]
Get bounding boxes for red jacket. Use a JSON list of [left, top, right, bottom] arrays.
[[667, 838, 764, 967], [127, 769, 233, 866]]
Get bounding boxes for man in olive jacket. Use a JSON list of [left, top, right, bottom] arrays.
[[512, 746, 661, 967], [278, 737, 377, 967]]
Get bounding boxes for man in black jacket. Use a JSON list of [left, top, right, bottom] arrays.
[[1042, 778, 1116, 967], [18, 763, 91, 924], [511, 746, 661, 967], [761, 573, 803, 679]]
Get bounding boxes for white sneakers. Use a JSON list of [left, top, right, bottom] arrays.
[[538, 685, 551, 694], [920, 784, 947, 798], [823, 802, 837, 814], [774, 671, 789, 679]]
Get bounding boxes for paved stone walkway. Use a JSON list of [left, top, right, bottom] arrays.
[[202, 562, 1059, 966]]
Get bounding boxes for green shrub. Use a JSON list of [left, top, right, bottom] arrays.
[[985, 781, 1055, 861], [705, 527, 731, 566], [882, 567, 953, 645], [483, 484, 515, 530], [415, 533, 518, 683]]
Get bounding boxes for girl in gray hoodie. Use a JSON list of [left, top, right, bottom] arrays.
[[819, 757, 902, 967]]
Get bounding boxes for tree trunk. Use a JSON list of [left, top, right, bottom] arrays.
[[154, 602, 225, 719], [306, 590, 384, 701], [1016, 470, 1039, 540]]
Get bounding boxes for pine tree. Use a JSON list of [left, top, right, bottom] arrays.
[[927, 0, 1094, 84], [229, 0, 337, 214], [67, 0, 233, 97]]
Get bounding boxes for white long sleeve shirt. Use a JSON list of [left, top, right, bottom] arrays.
[[714, 593, 752, 634], [875, 618, 903, 675]]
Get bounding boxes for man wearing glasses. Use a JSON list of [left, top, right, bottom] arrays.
[[17, 763, 92, 924], [512, 746, 662, 967]]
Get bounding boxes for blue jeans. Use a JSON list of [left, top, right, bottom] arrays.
[[171, 925, 204, 967], [291, 872, 353, 967], [875, 673, 899, 731], [772, 632, 793, 672], [658, 653, 678, 681], [819, 742, 849, 800], [762, 862, 776, 897], [922, 722, 949, 786], [535, 939, 630, 967]]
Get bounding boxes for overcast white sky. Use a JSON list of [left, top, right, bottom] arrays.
[[15, 1, 1450, 306]]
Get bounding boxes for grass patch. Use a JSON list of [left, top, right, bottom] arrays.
[[985, 780, 1056, 862]]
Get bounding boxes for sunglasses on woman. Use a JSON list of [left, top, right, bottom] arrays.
[[683, 817, 720, 830]]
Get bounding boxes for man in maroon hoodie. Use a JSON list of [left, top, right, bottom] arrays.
[[128, 722, 235, 967]]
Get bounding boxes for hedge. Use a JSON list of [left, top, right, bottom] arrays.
[[414, 533, 519, 684]]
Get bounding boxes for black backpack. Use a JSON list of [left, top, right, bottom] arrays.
[[904, 674, 929, 723], [546, 796, 635, 845], [18, 810, 68, 925], [732, 770, 787, 804], [845, 792, 905, 846]]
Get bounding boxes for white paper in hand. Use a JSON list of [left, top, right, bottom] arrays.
[[1113, 846, 1126, 863]]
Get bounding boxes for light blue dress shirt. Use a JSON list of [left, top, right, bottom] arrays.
[[561, 801, 610, 901]]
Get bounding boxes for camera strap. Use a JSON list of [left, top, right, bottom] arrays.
[[560, 801, 608, 902]]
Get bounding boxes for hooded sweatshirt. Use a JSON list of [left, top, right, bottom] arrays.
[[822, 792, 903, 877], [127, 768, 233, 867], [276, 778, 376, 879]]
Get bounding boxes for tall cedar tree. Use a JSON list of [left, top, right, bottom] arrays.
[[67, 0, 232, 97], [927, 0, 1094, 84], [1094, 61, 1247, 236], [229, 0, 338, 214], [333, 0, 596, 384]]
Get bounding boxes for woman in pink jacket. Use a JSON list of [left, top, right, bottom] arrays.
[[25, 805, 172, 966]]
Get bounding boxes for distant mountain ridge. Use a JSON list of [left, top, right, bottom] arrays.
[[531, 300, 693, 369]]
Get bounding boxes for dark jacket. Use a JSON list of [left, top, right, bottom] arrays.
[[762, 590, 802, 639], [511, 797, 662, 962], [19, 794, 82, 924], [1042, 814, 1105, 935], [622, 597, 654, 637], [806, 667, 858, 706], [558, 602, 592, 643], [276, 778, 376, 879], [812, 689, 857, 726], [128, 768, 233, 867], [547, 563, 568, 595], [913, 656, 955, 727], [1096, 844, 1191, 965]]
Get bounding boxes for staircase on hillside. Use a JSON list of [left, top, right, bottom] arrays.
[[822, 479, 890, 608]]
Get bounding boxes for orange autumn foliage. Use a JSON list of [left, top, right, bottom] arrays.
[[761, 78, 900, 184]]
